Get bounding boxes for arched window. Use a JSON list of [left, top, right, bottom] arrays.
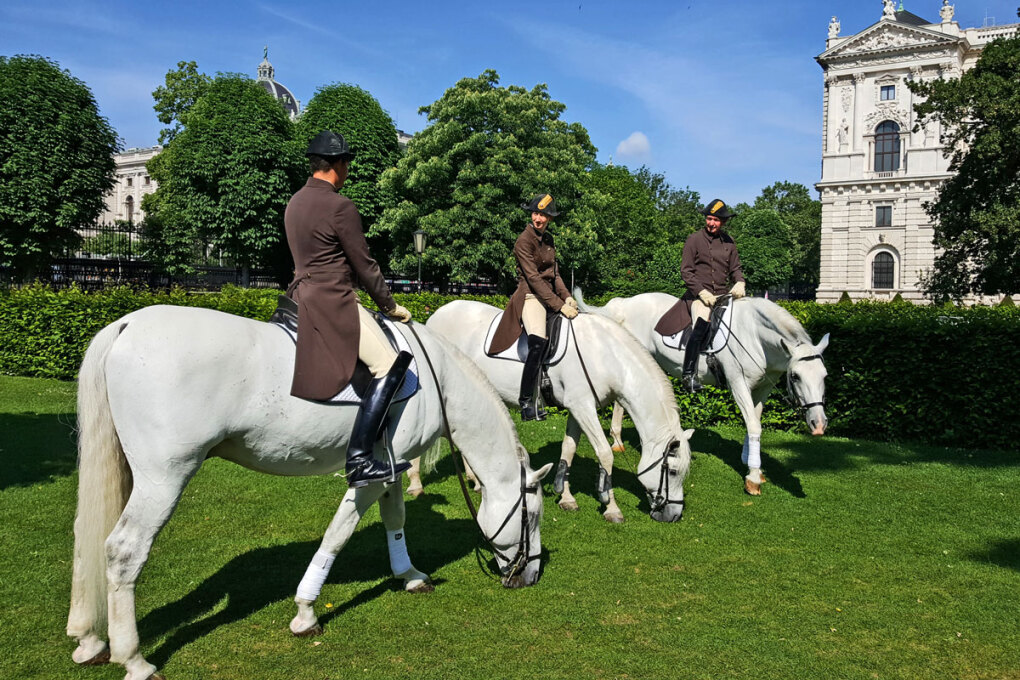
[[872, 251, 895, 289], [874, 121, 900, 172], [124, 195, 134, 224]]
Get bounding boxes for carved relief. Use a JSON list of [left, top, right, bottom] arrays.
[[841, 87, 853, 112], [865, 103, 908, 130]]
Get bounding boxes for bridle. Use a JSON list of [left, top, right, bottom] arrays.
[[406, 322, 539, 580], [636, 441, 685, 516], [714, 297, 826, 414]]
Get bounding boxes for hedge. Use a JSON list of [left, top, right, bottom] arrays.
[[1, 285, 1017, 450]]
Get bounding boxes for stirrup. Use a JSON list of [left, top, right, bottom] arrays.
[[348, 459, 411, 488], [683, 373, 703, 393]]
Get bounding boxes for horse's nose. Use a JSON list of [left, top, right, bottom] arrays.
[[650, 501, 683, 523], [810, 419, 826, 436]]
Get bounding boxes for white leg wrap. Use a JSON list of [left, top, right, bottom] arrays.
[[387, 529, 412, 576], [296, 550, 336, 602], [746, 434, 761, 470], [741, 434, 749, 465]]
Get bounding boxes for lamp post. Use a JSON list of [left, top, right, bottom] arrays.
[[413, 229, 427, 292]]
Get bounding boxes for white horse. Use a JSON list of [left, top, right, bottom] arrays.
[[577, 291, 829, 495], [422, 301, 693, 524], [67, 305, 551, 680]]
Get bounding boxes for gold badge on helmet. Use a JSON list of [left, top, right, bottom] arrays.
[[710, 200, 723, 214], [538, 194, 553, 210]]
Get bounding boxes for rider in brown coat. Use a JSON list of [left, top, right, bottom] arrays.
[[284, 130, 412, 487], [487, 194, 578, 420], [654, 198, 746, 392]]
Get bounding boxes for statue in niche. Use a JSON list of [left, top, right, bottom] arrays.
[[940, 0, 955, 23], [837, 118, 850, 152], [882, 0, 896, 19], [828, 16, 841, 38]]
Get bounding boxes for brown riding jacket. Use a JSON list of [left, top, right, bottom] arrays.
[[654, 227, 746, 336], [487, 224, 570, 354], [284, 177, 396, 400]]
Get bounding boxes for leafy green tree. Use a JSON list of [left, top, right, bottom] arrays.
[[295, 84, 401, 234], [909, 36, 1020, 300], [374, 70, 598, 288], [728, 208, 793, 292], [0, 55, 119, 281], [752, 181, 821, 291], [145, 74, 303, 280], [152, 61, 211, 145]]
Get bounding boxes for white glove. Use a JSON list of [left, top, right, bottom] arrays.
[[564, 296, 578, 310], [561, 304, 578, 319], [385, 304, 412, 323], [730, 281, 746, 299], [697, 289, 718, 306]]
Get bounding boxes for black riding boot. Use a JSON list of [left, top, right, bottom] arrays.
[[681, 318, 710, 393], [519, 335, 549, 421], [346, 351, 413, 488]]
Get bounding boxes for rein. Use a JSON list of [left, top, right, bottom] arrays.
[[713, 298, 826, 413], [404, 322, 538, 580], [568, 317, 682, 512]]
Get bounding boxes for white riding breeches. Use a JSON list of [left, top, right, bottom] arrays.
[[692, 298, 711, 323], [358, 304, 398, 378], [522, 294, 547, 339]]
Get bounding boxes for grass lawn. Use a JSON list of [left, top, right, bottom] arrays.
[[0, 375, 1017, 680]]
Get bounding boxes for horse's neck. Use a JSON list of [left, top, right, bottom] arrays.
[[735, 303, 795, 374], [588, 321, 678, 447], [432, 343, 522, 489]]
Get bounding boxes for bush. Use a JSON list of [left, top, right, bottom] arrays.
[[1, 286, 1017, 450]]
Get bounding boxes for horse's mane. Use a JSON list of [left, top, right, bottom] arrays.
[[740, 297, 811, 346]]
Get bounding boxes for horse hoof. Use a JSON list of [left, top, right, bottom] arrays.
[[146, 674, 168, 680], [75, 648, 110, 666], [406, 485, 423, 498], [611, 444, 626, 453], [603, 512, 625, 524], [292, 623, 323, 638], [558, 499, 578, 512], [408, 581, 435, 594], [744, 479, 762, 496]]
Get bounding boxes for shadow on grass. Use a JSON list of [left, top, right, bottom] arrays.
[[140, 490, 477, 669], [779, 435, 1018, 474], [685, 427, 807, 498], [966, 538, 1020, 573], [0, 413, 77, 489]]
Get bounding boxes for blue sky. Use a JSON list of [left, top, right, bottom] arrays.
[[2, 0, 1016, 204]]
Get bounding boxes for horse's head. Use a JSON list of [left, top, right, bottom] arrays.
[[782, 333, 830, 436], [637, 429, 693, 523], [479, 458, 553, 589]]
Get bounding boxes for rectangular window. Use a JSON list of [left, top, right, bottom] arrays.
[[875, 206, 892, 227], [126, 177, 133, 187], [881, 85, 895, 100], [144, 176, 150, 186]]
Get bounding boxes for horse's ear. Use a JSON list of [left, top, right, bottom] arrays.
[[529, 463, 554, 484], [780, 339, 791, 355], [683, 428, 695, 440], [815, 333, 830, 354]]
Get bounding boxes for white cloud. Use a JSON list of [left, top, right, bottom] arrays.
[[615, 131, 651, 161]]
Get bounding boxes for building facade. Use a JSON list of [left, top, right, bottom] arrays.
[[815, 1, 1017, 303], [98, 145, 161, 224]]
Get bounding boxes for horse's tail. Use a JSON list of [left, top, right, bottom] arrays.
[[67, 321, 132, 640], [573, 287, 626, 324]]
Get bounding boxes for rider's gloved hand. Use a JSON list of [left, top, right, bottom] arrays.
[[385, 304, 412, 323], [561, 304, 579, 319], [698, 289, 718, 306], [564, 296, 578, 310], [730, 281, 746, 298]]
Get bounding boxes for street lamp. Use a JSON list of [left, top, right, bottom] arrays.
[[413, 229, 427, 292]]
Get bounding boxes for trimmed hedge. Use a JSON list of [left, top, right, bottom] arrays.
[[1, 285, 1017, 450]]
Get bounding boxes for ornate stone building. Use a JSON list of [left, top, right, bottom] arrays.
[[815, 1, 1017, 303]]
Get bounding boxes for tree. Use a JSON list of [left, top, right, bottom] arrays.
[[909, 36, 1020, 300], [0, 55, 119, 281], [145, 74, 303, 280], [752, 181, 821, 292], [373, 70, 598, 288], [152, 61, 211, 145], [728, 208, 793, 292], [295, 83, 402, 262]]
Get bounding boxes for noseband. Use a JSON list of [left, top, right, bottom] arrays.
[[637, 442, 685, 515]]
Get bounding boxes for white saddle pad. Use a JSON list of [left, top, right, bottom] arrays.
[[660, 301, 734, 355], [275, 316, 420, 405], [484, 311, 572, 365]]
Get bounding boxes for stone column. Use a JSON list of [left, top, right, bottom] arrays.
[[853, 72, 867, 153]]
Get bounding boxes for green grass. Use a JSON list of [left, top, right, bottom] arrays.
[[0, 375, 1017, 680]]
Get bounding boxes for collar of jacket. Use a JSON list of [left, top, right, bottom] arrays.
[[530, 223, 553, 242], [306, 176, 339, 192], [703, 226, 725, 240]]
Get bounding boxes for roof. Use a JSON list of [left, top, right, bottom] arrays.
[[258, 80, 299, 118], [894, 10, 931, 27]]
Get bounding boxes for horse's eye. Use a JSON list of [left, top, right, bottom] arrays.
[[791, 374, 801, 382]]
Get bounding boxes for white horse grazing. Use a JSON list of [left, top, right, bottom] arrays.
[[67, 305, 551, 680], [577, 291, 829, 495], [423, 301, 692, 524]]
